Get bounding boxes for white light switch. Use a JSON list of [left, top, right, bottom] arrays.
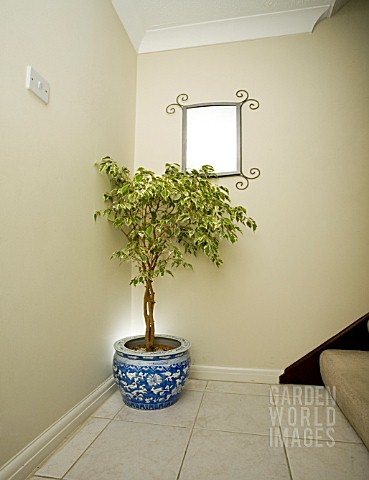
[[26, 66, 49, 104]]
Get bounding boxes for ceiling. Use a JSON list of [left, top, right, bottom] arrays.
[[112, 0, 351, 54]]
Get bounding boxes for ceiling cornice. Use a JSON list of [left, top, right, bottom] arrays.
[[112, 0, 351, 54]]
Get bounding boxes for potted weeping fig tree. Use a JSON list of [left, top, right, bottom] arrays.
[[95, 156, 256, 409]]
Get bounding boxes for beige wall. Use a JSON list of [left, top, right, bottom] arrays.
[[0, 0, 136, 467], [1, 0, 369, 469], [133, 0, 369, 369]]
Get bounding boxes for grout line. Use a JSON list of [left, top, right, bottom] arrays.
[[193, 425, 276, 437], [27, 385, 118, 480], [193, 426, 282, 439], [28, 420, 90, 480], [273, 398, 294, 480], [203, 390, 273, 398], [31, 395, 119, 480], [176, 381, 208, 480], [59, 416, 116, 479], [280, 427, 294, 480], [205, 392, 273, 398], [205, 379, 276, 386], [270, 390, 294, 480]]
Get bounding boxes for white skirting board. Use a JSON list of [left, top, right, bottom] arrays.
[[190, 364, 283, 384], [0, 376, 117, 480]]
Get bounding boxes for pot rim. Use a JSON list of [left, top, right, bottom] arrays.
[[114, 334, 191, 358]]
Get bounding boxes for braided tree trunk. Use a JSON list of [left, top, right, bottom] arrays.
[[144, 280, 155, 351]]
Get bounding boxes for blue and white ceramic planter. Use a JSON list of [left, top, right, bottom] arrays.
[[113, 334, 191, 410]]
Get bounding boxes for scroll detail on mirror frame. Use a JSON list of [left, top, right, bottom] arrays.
[[166, 90, 261, 190]]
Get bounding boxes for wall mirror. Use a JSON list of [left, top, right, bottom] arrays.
[[184, 103, 240, 176], [166, 90, 261, 190]]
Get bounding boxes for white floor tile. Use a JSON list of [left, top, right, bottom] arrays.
[[35, 417, 109, 478], [179, 428, 291, 480], [286, 440, 369, 480], [207, 380, 271, 396], [28, 381, 369, 480], [195, 391, 276, 435], [184, 378, 207, 391], [277, 403, 362, 444], [64, 420, 191, 480], [272, 384, 335, 405], [115, 388, 203, 428], [92, 390, 123, 419]]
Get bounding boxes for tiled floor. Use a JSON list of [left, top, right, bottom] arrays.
[[29, 380, 369, 480]]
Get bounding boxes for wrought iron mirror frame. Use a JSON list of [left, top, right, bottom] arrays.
[[166, 89, 261, 190]]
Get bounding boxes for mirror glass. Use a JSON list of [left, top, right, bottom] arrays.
[[183, 104, 240, 176]]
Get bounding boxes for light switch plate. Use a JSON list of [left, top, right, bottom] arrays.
[[26, 66, 49, 104]]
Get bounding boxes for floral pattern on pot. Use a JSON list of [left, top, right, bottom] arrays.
[[113, 335, 191, 410]]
